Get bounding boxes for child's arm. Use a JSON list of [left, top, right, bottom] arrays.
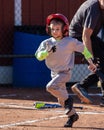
[[35, 50, 49, 61], [35, 42, 56, 61]]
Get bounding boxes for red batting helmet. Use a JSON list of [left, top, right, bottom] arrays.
[[46, 13, 69, 36]]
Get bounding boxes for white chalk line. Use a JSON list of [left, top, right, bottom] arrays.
[[0, 103, 103, 112], [0, 103, 104, 129], [0, 111, 104, 129], [0, 103, 35, 110], [0, 115, 66, 128]]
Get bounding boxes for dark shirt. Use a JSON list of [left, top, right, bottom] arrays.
[[69, 0, 104, 38]]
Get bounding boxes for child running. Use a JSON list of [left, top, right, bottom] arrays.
[[35, 13, 96, 127]]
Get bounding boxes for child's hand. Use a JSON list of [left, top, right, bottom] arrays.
[[88, 64, 97, 72], [36, 50, 49, 61], [87, 58, 97, 72], [46, 42, 56, 53], [50, 45, 56, 52]]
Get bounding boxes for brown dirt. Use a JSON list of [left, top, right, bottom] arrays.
[[0, 86, 103, 130]]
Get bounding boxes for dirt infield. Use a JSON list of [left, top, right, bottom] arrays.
[[0, 86, 104, 130]]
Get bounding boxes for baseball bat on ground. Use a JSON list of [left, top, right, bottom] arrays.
[[33, 102, 83, 110]]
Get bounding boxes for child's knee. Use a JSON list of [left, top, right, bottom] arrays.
[[46, 85, 53, 92], [46, 85, 57, 93]]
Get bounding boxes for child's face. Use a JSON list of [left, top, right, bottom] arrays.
[[49, 23, 63, 40]]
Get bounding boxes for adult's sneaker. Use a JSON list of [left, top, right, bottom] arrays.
[[71, 84, 92, 104], [64, 113, 79, 127]]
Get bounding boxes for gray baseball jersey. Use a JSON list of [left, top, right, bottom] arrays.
[[36, 36, 84, 73]]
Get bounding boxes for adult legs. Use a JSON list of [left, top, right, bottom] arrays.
[[72, 73, 99, 104], [72, 36, 104, 106], [91, 36, 104, 106]]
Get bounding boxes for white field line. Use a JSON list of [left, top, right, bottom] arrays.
[[0, 115, 66, 128], [0, 103, 104, 128], [0, 111, 104, 129], [0, 103, 35, 110], [0, 103, 104, 112]]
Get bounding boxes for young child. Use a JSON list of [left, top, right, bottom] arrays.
[[35, 13, 96, 127]]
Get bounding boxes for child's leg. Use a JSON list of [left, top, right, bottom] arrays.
[[46, 71, 71, 106], [64, 111, 79, 127], [46, 71, 79, 127], [64, 96, 79, 127]]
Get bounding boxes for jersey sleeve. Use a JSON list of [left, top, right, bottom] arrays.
[[72, 38, 84, 53], [35, 40, 49, 61]]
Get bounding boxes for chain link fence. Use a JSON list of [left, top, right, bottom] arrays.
[[0, 0, 102, 87], [0, 25, 91, 87]]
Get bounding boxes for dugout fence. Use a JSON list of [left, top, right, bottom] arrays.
[[0, 25, 90, 88]]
